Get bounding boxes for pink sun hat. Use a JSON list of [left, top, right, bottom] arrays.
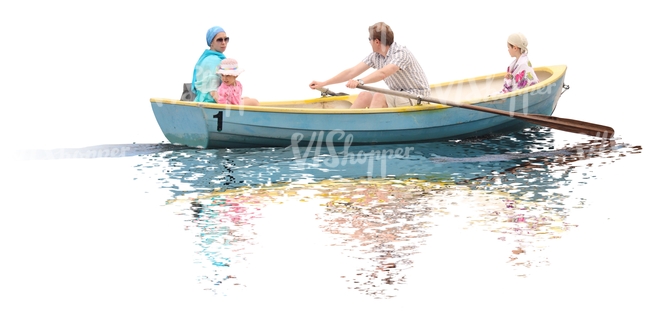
[[217, 58, 244, 76]]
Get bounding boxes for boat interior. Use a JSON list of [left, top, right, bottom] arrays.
[[178, 69, 553, 110]]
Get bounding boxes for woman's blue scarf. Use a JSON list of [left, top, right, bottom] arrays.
[[191, 50, 227, 94]]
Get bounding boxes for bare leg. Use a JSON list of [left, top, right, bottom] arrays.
[[242, 97, 259, 106], [369, 93, 388, 108], [350, 91, 373, 108]]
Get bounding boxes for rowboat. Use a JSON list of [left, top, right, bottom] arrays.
[[150, 65, 572, 149]]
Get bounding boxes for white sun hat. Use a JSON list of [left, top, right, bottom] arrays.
[[217, 58, 244, 76]]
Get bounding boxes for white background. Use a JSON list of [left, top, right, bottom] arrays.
[[1, 1, 648, 324]]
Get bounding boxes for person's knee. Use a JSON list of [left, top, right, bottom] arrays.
[[371, 93, 388, 108], [358, 91, 373, 100], [243, 97, 259, 106]]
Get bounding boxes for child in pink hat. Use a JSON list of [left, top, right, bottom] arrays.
[[216, 58, 245, 105]]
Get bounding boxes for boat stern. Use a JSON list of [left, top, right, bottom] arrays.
[[150, 99, 209, 148]]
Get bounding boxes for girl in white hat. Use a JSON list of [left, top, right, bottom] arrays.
[[499, 32, 539, 94], [216, 58, 244, 105], [216, 58, 258, 105]]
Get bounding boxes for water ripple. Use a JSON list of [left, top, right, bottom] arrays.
[[133, 128, 642, 298]]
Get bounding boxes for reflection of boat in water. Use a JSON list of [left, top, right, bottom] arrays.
[[143, 130, 641, 296], [135, 128, 639, 197]]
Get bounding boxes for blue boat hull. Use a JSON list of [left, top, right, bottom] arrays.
[[151, 65, 567, 149]]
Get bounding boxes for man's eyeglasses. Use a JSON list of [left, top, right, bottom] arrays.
[[215, 37, 230, 43]]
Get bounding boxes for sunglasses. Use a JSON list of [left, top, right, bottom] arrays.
[[215, 37, 230, 43]]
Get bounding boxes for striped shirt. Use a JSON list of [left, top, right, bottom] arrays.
[[362, 42, 430, 97]]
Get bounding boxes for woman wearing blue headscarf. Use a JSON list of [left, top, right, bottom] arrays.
[[191, 26, 258, 105], [191, 26, 229, 103]]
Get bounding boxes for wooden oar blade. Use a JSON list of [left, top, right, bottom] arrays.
[[522, 114, 615, 138]]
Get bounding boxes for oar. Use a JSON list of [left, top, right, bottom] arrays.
[[356, 84, 615, 138]]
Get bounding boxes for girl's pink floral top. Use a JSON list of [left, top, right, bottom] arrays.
[[500, 53, 539, 94], [217, 80, 243, 105]]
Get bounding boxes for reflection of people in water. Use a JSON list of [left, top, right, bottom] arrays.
[[317, 180, 434, 297], [454, 137, 642, 275], [189, 200, 232, 287], [187, 195, 262, 290], [316, 174, 603, 284]]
